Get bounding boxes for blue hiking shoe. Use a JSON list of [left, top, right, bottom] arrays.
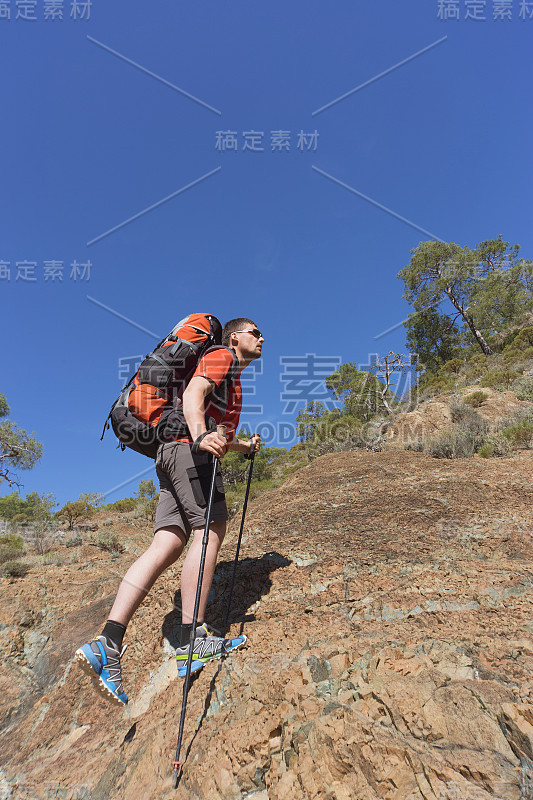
[[176, 623, 246, 677], [75, 635, 128, 705]]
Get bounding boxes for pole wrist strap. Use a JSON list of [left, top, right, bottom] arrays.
[[191, 431, 210, 455]]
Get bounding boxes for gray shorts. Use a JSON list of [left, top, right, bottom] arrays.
[[154, 442, 228, 540]]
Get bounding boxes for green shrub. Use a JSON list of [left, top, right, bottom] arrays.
[[55, 500, 95, 531], [464, 391, 489, 408], [0, 532, 24, 549], [304, 415, 369, 459], [103, 498, 137, 513], [450, 402, 468, 423], [501, 419, 533, 449], [469, 354, 490, 366], [42, 553, 65, 566], [133, 497, 158, 523], [450, 404, 489, 438], [64, 533, 83, 548], [426, 430, 478, 459], [421, 375, 458, 396], [501, 328, 525, 351], [480, 370, 520, 391], [94, 530, 124, 553], [464, 354, 490, 379], [2, 559, 29, 578], [477, 435, 510, 458], [0, 533, 24, 564], [502, 327, 533, 356], [477, 443, 494, 458], [502, 347, 533, 366], [457, 411, 489, 440], [0, 491, 55, 525], [442, 358, 464, 375], [404, 441, 424, 452], [426, 406, 489, 459], [497, 406, 533, 432], [512, 376, 533, 402]]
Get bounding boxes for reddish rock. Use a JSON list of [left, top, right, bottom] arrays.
[[0, 449, 532, 799]]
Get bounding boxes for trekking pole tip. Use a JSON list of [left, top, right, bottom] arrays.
[[171, 761, 182, 789]]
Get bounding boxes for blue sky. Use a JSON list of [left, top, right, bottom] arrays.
[[1, 0, 532, 506]]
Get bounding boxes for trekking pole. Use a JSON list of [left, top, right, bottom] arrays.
[[223, 435, 257, 630], [171, 425, 226, 790]]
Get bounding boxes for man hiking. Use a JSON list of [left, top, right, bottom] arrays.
[[75, 318, 264, 705]]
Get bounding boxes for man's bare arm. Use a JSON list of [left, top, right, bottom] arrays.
[[182, 376, 212, 439], [227, 434, 261, 454], [182, 376, 226, 458]]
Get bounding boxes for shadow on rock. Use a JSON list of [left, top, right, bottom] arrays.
[[161, 551, 291, 647]]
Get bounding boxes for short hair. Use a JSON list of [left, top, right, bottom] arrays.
[[222, 318, 255, 347]]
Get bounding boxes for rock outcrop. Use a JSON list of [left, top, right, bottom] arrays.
[[386, 388, 529, 446], [1, 450, 533, 799]]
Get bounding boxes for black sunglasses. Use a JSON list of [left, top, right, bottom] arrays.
[[234, 328, 263, 339]]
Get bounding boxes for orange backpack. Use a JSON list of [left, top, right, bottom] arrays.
[[102, 313, 222, 458]]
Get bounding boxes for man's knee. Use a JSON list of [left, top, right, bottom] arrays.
[[191, 520, 226, 545], [152, 526, 188, 561], [211, 519, 226, 538]]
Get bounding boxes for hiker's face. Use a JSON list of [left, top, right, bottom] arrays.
[[231, 325, 263, 360]]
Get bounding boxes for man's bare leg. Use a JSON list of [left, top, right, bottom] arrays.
[[180, 520, 226, 625], [175, 520, 246, 675], [75, 526, 188, 704], [107, 526, 187, 627]]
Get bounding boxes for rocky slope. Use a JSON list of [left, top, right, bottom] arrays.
[[1, 449, 533, 800], [385, 388, 530, 446]]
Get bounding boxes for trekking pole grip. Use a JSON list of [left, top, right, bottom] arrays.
[[217, 424, 228, 457], [246, 432, 259, 460]]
